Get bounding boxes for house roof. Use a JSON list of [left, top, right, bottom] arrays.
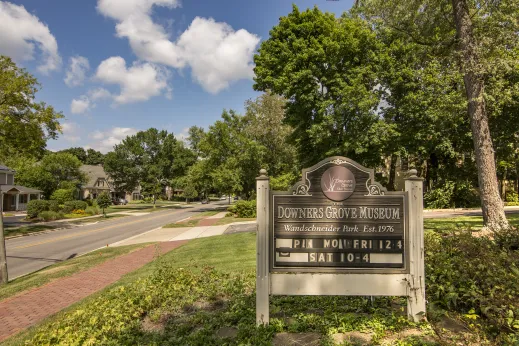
[[80, 165, 111, 188], [0, 185, 41, 194], [0, 164, 14, 173]]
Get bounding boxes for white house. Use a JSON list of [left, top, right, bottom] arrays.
[[0, 164, 42, 212]]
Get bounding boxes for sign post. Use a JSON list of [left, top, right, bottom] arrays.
[[255, 157, 425, 325]]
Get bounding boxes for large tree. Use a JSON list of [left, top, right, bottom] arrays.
[[253, 6, 384, 168], [104, 128, 196, 205], [0, 56, 63, 161], [6, 153, 86, 198], [359, 0, 519, 230]]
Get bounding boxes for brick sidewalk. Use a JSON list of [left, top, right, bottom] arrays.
[[0, 240, 188, 342]]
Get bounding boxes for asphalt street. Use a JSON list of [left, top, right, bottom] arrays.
[[5, 202, 228, 280]]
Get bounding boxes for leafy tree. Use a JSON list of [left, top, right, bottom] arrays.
[[244, 91, 298, 177], [253, 7, 383, 168], [58, 147, 87, 163], [96, 192, 112, 217], [0, 56, 63, 161], [358, 0, 519, 230], [187, 126, 206, 158], [183, 184, 198, 203], [104, 128, 196, 206], [5, 152, 86, 198], [200, 110, 264, 198], [85, 149, 105, 165]]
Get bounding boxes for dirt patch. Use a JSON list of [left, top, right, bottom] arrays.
[[141, 315, 166, 333], [216, 326, 238, 339], [331, 331, 373, 345], [379, 328, 438, 345], [273, 332, 321, 346]]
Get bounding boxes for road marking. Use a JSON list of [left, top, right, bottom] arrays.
[[12, 211, 183, 250]]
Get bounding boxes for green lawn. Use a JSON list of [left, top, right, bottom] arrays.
[[424, 213, 519, 232], [163, 210, 220, 228], [0, 243, 150, 302]]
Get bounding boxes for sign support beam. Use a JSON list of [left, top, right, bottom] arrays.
[[256, 169, 270, 325], [404, 169, 426, 322]]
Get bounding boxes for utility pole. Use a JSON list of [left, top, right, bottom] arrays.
[[0, 191, 8, 284]]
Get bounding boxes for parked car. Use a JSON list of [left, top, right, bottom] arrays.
[[233, 196, 238, 201], [112, 198, 128, 205], [201, 199, 209, 204], [220, 196, 227, 200]]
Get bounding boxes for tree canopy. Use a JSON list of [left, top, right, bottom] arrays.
[[0, 56, 63, 162]]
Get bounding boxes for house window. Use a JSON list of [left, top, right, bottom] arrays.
[[0, 173, 5, 184], [7, 174, 13, 185], [132, 193, 140, 200], [19, 195, 28, 204]]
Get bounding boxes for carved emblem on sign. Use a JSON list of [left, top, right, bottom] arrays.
[[320, 166, 356, 201]]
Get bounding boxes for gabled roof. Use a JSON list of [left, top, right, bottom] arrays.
[[80, 165, 112, 188], [0, 164, 15, 173], [0, 185, 41, 194]]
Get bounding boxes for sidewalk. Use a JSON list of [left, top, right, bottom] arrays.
[[111, 211, 239, 246], [0, 240, 187, 342]]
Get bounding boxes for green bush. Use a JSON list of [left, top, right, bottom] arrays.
[[50, 189, 75, 204], [227, 200, 256, 218], [47, 200, 60, 212], [425, 230, 519, 343], [425, 180, 480, 209], [62, 201, 88, 213], [26, 200, 49, 219], [37, 211, 64, 221], [506, 191, 519, 203], [424, 181, 455, 209]]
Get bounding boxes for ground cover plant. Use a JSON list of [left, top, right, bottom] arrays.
[[8, 221, 519, 346]]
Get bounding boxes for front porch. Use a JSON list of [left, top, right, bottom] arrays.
[[1, 186, 42, 212]]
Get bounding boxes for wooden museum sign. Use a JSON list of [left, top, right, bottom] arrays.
[[255, 156, 426, 324]]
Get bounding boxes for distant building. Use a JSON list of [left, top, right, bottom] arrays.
[[0, 164, 42, 211], [80, 165, 141, 201]]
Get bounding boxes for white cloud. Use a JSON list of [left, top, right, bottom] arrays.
[[95, 56, 168, 104], [70, 97, 91, 114], [64, 56, 90, 87], [0, 2, 61, 74], [88, 87, 112, 100], [174, 127, 189, 142], [61, 122, 81, 143], [96, 0, 259, 94], [88, 127, 138, 153]]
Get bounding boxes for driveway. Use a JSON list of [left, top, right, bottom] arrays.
[[5, 202, 228, 280]]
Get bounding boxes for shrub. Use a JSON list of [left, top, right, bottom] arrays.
[[63, 201, 88, 213], [47, 200, 60, 212], [27, 200, 49, 219], [50, 189, 75, 204], [37, 211, 64, 221], [227, 200, 256, 218], [424, 181, 455, 209], [72, 209, 86, 215], [425, 230, 519, 342], [425, 180, 480, 209], [506, 191, 519, 203]]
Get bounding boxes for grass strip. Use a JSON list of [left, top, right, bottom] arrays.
[[0, 243, 150, 302]]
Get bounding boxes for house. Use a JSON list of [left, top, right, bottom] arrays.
[[80, 165, 141, 201], [0, 164, 42, 212]]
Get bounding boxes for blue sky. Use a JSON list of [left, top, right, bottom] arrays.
[[1, 0, 354, 153]]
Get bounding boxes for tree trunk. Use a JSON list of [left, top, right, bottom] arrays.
[[451, 0, 509, 231], [387, 154, 397, 191], [501, 167, 507, 200], [153, 194, 156, 208]]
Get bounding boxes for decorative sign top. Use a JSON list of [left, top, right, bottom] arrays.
[[271, 156, 408, 274]]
